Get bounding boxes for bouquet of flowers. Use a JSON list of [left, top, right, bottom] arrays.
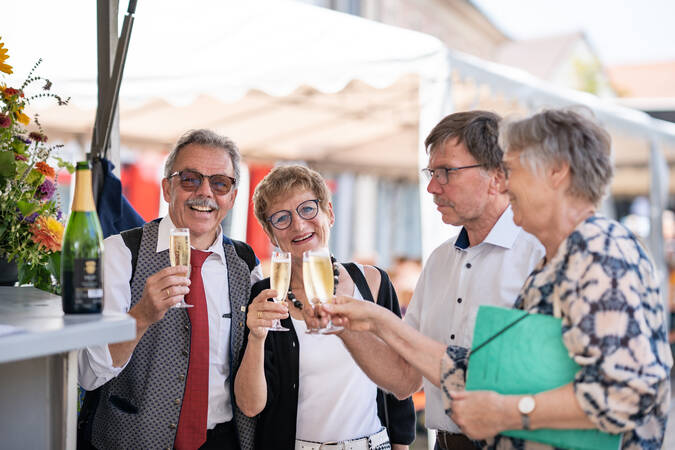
[[0, 37, 72, 294]]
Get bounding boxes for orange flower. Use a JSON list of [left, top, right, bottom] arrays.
[[35, 161, 55, 178], [30, 216, 64, 252]]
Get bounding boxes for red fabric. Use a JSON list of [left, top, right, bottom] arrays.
[[175, 249, 212, 450], [246, 164, 273, 261]]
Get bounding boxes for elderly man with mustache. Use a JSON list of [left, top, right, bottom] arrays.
[[78, 129, 263, 450], [332, 111, 544, 450]]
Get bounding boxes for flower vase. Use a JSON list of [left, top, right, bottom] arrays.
[[0, 255, 18, 286]]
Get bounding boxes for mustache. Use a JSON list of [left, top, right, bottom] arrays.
[[433, 196, 453, 208], [186, 197, 219, 210]]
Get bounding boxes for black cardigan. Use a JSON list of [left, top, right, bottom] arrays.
[[241, 264, 416, 449]]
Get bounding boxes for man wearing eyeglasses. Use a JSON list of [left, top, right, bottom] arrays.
[[78, 129, 263, 450], [335, 111, 544, 450]]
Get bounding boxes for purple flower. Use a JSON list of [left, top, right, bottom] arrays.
[[35, 178, 56, 201], [16, 209, 39, 223], [0, 114, 9, 128], [56, 209, 63, 221], [14, 153, 27, 161], [15, 135, 31, 145]]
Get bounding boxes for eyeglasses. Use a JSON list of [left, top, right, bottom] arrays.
[[267, 199, 320, 230], [168, 169, 236, 195], [421, 164, 484, 185]]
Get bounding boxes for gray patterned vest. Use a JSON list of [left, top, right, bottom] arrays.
[[91, 220, 256, 450]]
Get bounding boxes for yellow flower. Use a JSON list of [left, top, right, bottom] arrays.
[[0, 37, 12, 75], [16, 110, 29, 125], [30, 216, 64, 253]]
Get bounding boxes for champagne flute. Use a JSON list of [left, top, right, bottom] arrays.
[[169, 228, 193, 308], [302, 251, 320, 334], [307, 247, 343, 333], [269, 250, 291, 331]]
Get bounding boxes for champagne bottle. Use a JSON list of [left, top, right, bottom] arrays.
[[61, 161, 104, 314]]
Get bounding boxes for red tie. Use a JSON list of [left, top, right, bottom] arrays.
[[175, 249, 212, 450]]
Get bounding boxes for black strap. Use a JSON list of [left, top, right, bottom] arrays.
[[342, 262, 390, 431], [120, 225, 144, 282], [231, 239, 257, 273]]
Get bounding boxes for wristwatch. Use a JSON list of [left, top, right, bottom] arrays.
[[518, 395, 536, 430]]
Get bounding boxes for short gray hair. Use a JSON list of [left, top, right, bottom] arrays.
[[500, 108, 613, 205], [164, 129, 241, 188]]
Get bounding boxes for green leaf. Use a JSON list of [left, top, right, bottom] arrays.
[[0, 151, 16, 177], [54, 156, 75, 174], [47, 252, 61, 283], [17, 199, 39, 216], [26, 168, 44, 186]]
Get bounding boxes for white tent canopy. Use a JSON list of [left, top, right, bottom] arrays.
[[4, 0, 674, 264]]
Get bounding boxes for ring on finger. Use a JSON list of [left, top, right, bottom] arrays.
[[257, 311, 263, 319], [165, 288, 170, 297]]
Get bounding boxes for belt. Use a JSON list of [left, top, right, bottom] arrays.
[[295, 427, 390, 450], [436, 430, 477, 450]]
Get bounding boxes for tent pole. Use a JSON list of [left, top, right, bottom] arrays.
[[648, 137, 669, 324], [92, 0, 121, 176], [418, 49, 455, 262]]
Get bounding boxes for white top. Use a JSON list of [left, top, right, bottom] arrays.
[[293, 265, 382, 442], [78, 216, 263, 428], [404, 206, 544, 432]]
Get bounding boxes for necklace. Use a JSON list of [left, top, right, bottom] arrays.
[[288, 255, 338, 310]]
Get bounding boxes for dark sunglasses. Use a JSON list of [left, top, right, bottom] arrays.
[[267, 199, 320, 230], [168, 169, 236, 195]]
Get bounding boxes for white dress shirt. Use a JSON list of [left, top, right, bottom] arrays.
[[78, 216, 263, 428], [403, 206, 544, 433]]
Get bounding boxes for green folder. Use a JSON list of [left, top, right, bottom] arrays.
[[465, 305, 621, 450]]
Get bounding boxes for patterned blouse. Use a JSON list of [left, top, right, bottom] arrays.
[[440, 215, 673, 449]]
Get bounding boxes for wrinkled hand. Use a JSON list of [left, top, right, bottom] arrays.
[[247, 289, 289, 340], [319, 295, 382, 332], [450, 390, 507, 440], [131, 265, 191, 326], [301, 299, 323, 332]]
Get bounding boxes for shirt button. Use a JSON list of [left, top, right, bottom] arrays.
[[184, 324, 189, 331], [239, 322, 243, 327], [174, 398, 180, 405], [292, 342, 296, 347], [179, 374, 185, 381], [450, 334, 455, 340], [182, 349, 188, 357], [169, 423, 176, 429], [466, 262, 472, 269], [457, 298, 462, 304], [293, 383, 296, 389]]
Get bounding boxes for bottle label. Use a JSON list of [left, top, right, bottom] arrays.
[[73, 258, 103, 307]]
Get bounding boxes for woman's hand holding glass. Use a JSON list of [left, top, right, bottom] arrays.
[[247, 288, 289, 340]]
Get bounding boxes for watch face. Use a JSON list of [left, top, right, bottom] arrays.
[[518, 396, 535, 414]]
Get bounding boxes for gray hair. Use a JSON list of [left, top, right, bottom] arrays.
[[164, 129, 241, 188], [500, 108, 613, 205]]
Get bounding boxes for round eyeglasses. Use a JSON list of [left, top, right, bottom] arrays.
[[168, 169, 236, 195], [267, 199, 320, 230]]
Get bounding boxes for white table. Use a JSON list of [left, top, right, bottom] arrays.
[[0, 286, 135, 450]]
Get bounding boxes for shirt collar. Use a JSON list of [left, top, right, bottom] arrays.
[[157, 215, 226, 262], [454, 205, 521, 250]]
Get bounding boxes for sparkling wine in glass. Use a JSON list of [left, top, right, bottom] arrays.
[[307, 247, 343, 333], [169, 228, 193, 308], [269, 250, 291, 331], [303, 251, 320, 334]]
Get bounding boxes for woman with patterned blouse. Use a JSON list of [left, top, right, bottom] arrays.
[[325, 108, 672, 449]]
